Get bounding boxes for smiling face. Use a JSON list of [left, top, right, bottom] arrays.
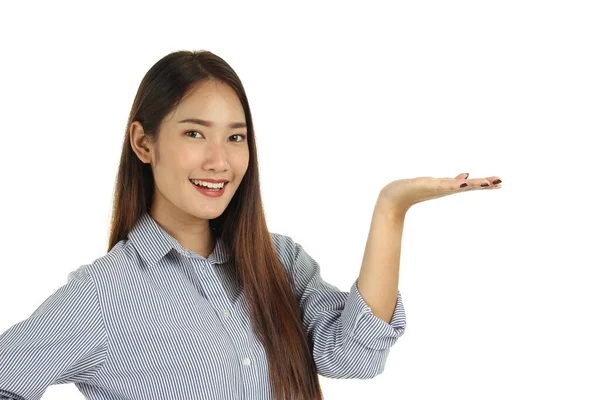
[[130, 79, 250, 226]]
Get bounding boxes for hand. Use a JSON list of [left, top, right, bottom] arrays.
[[378, 173, 502, 215]]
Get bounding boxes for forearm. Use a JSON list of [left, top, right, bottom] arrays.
[[357, 194, 407, 324]]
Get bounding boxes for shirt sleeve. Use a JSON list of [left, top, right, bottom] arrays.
[[284, 236, 407, 380], [0, 266, 108, 400]]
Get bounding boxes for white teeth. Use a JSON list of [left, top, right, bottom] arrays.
[[190, 179, 225, 189]]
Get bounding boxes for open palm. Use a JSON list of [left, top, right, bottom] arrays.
[[379, 172, 502, 214]]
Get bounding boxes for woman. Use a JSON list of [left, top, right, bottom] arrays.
[[0, 50, 501, 400]]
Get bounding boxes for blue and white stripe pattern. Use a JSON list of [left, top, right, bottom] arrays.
[[0, 212, 406, 399]]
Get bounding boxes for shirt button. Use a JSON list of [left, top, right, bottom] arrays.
[[242, 357, 251, 366], [221, 310, 230, 318]]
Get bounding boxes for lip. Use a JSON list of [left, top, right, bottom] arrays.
[[190, 178, 229, 183], [191, 180, 228, 197]]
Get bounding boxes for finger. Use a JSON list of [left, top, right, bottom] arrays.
[[458, 178, 494, 189]]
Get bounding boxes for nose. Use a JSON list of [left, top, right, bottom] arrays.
[[203, 139, 229, 170]]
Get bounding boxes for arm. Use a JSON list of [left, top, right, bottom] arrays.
[[0, 266, 108, 400], [357, 193, 407, 324], [276, 226, 407, 380]]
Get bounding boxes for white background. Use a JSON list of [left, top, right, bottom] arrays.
[[0, 0, 598, 399]]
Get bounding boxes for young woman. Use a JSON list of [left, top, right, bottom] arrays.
[[0, 50, 501, 400]]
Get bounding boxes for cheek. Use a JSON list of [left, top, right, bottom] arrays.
[[174, 150, 197, 169], [234, 151, 250, 173]]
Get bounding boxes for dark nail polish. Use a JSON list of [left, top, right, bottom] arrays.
[[460, 183, 468, 188], [481, 183, 489, 187], [492, 179, 502, 184]]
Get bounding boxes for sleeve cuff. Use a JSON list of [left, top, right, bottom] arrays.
[[0, 389, 26, 400], [341, 277, 407, 350]]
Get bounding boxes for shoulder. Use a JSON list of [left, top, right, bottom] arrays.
[[73, 238, 139, 285], [268, 231, 299, 262], [268, 232, 316, 277], [269, 231, 294, 248]]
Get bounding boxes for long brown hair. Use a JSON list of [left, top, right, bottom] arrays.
[[106, 50, 324, 400]]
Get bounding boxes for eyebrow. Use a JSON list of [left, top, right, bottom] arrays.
[[178, 118, 247, 129]]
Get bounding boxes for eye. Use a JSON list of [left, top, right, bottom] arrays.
[[231, 134, 247, 142], [185, 130, 203, 139], [185, 130, 247, 143]]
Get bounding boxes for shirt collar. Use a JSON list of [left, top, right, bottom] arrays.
[[127, 211, 229, 267]]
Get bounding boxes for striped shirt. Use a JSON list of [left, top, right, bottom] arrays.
[[0, 212, 407, 400]]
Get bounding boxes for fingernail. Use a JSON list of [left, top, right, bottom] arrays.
[[481, 183, 489, 187], [465, 173, 469, 179], [492, 179, 502, 184], [460, 183, 468, 188]]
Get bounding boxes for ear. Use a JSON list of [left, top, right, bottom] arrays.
[[130, 121, 152, 164]]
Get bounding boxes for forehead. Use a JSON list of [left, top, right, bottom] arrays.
[[172, 80, 245, 122]]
